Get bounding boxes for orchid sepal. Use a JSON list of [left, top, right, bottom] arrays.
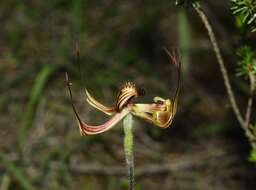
[[85, 89, 115, 116], [65, 72, 133, 135], [78, 107, 130, 135]]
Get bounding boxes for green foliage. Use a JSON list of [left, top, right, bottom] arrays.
[[0, 153, 33, 190], [236, 45, 256, 78], [249, 148, 256, 162], [18, 64, 57, 147], [231, 0, 256, 32]]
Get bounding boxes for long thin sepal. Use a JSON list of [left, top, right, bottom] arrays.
[[79, 108, 130, 135], [163, 48, 181, 116], [85, 90, 116, 115], [65, 72, 129, 135]]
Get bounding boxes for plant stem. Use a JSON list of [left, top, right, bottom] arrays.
[[193, 4, 256, 150], [193, 5, 245, 128], [123, 113, 135, 190], [245, 72, 255, 127], [178, 9, 191, 75]]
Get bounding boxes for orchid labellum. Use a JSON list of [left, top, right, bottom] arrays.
[[66, 49, 181, 135]]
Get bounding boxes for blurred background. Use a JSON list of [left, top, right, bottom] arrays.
[[0, 0, 256, 189]]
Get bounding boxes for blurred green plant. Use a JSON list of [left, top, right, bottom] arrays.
[[0, 153, 34, 190], [18, 64, 57, 149], [231, 0, 256, 32], [178, 10, 191, 75], [249, 149, 256, 161]]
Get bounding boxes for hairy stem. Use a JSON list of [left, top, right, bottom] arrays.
[[193, 5, 245, 128], [123, 114, 135, 190]]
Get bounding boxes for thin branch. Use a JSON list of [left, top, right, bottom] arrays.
[[193, 5, 245, 128], [245, 73, 255, 127], [192, 4, 256, 151], [201, 2, 235, 56]]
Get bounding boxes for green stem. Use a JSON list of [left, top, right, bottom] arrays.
[[178, 9, 191, 75], [123, 114, 135, 190]]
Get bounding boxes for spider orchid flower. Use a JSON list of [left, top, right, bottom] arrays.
[[131, 50, 181, 128], [65, 74, 144, 135], [65, 49, 180, 135]]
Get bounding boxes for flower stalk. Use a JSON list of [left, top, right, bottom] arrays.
[[123, 113, 135, 190]]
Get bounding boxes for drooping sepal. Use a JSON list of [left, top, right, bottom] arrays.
[[85, 89, 116, 115]]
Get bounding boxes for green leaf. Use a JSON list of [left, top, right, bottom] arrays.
[[231, 0, 256, 32], [18, 64, 57, 147], [0, 153, 34, 190], [235, 45, 255, 78], [249, 149, 256, 162]]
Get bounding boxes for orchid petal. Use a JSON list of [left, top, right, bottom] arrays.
[[131, 103, 168, 126], [65, 72, 130, 135], [85, 89, 116, 115], [153, 96, 165, 103], [130, 50, 180, 128], [164, 48, 181, 116], [132, 103, 166, 113], [132, 102, 175, 128], [115, 82, 143, 112], [154, 110, 174, 128], [85, 82, 143, 115], [78, 108, 130, 135]]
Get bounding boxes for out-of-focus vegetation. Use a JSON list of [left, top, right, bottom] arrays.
[[0, 0, 256, 189], [231, 0, 256, 32]]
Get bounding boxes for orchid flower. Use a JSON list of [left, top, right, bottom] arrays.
[[131, 50, 181, 128], [66, 49, 180, 135]]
